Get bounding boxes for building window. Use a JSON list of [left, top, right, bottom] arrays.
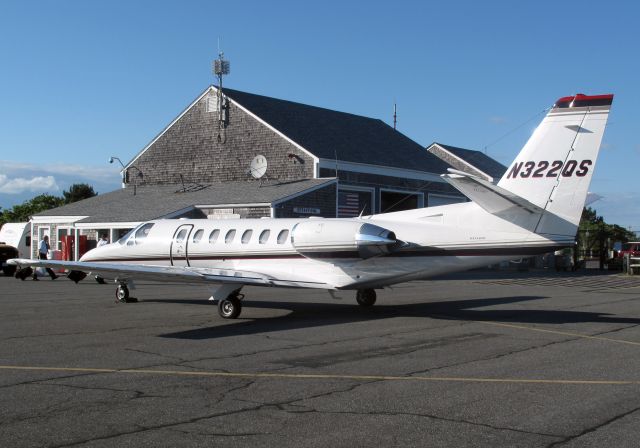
[[380, 189, 424, 213], [277, 229, 289, 244], [225, 229, 236, 244], [241, 229, 253, 244], [193, 229, 204, 243], [259, 229, 270, 244], [209, 229, 220, 244], [338, 188, 373, 217]]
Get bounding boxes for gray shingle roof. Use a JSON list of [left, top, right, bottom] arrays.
[[433, 143, 507, 180], [223, 88, 451, 174], [35, 178, 335, 223]]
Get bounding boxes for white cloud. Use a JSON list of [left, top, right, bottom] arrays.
[[0, 160, 121, 183], [0, 174, 59, 194], [0, 159, 123, 209]]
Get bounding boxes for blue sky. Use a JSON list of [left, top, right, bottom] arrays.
[[1, 0, 638, 229]]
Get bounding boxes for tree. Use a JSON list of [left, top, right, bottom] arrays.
[[576, 206, 636, 263], [63, 183, 97, 204], [0, 194, 64, 225]]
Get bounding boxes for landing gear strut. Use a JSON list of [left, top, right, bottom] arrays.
[[356, 289, 376, 307], [217, 290, 244, 319]]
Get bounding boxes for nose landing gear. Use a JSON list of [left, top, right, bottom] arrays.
[[115, 283, 137, 303]]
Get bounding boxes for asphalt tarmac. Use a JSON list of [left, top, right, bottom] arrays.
[[2, 270, 640, 447]]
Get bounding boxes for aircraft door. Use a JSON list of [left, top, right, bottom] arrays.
[[170, 224, 194, 266]]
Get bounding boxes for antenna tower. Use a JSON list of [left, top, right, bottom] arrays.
[[212, 50, 230, 139]]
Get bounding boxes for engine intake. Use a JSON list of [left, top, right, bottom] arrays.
[[291, 221, 397, 259]]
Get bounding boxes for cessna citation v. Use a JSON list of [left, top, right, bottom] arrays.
[[10, 93, 613, 319]]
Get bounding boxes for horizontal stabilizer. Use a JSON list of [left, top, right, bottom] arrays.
[[442, 169, 544, 215]]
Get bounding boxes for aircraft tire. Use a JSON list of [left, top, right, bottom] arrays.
[[218, 296, 242, 319], [116, 284, 129, 303], [356, 289, 376, 307]]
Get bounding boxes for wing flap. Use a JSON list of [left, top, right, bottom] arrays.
[[7, 258, 332, 289]]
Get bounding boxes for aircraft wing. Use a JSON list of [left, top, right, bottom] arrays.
[[7, 258, 332, 289], [442, 169, 544, 215]]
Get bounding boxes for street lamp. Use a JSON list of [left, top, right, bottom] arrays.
[[109, 156, 143, 194]]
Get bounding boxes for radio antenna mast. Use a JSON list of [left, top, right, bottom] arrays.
[[212, 46, 230, 141], [393, 102, 397, 130]]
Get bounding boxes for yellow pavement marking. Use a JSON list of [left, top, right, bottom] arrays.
[[475, 320, 640, 347], [0, 365, 638, 385]]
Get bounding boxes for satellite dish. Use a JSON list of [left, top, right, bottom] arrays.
[[249, 155, 268, 179]]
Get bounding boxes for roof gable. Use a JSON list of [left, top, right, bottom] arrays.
[[222, 88, 451, 174]]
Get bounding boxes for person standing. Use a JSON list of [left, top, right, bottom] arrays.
[[33, 235, 58, 280]]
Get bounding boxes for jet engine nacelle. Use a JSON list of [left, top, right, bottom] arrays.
[[291, 221, 397, 259]]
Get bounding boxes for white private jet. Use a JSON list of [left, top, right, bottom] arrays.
[[10, 93, 613, 319]]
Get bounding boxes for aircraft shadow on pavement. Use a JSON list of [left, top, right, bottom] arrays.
[[156, 294, 640, 340]]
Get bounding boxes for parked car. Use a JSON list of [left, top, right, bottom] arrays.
[[618, 242, 640, 259]]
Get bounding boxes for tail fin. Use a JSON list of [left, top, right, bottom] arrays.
[[496, 93, 613, 237]]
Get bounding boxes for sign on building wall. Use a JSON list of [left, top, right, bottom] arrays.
[[206, 208, 240, 219], [293, 207, 320, 215]]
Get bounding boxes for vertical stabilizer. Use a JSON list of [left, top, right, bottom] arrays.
[[497, 94, 613, 237]]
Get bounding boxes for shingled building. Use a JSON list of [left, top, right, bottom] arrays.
[[30, 86, 505, 259]]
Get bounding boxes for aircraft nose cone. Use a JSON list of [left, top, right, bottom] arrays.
[[80, 247, 99, 262]]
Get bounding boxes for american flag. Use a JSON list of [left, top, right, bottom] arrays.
[[338, 192, 360, 217]]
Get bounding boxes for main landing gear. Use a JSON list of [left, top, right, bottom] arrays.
[[217, 290, 244, 319], [210, 284, 245, 319], [356, 289, 376, 307]]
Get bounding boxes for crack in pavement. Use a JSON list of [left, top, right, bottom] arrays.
[[162, 320, 471, 368], [124, 348, 188, 363], [46, 405, 265, 448], [167, 427, 266, 438], [286, 407, 565, 440], [43, 381, 365, 447], [544, 405, 640, 447], [36, 381, 169, 399], [405, 332, 581, 377]]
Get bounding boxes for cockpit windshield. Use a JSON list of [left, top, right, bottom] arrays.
[[117, 228, 135, 245], [118, 223, 155, 246]]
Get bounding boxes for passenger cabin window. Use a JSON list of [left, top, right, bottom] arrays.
[[175, 229, 188, 243], [225, 229, 236, 244], [277, 229, 289, 244], [259, 229, 270, 244], [209, 229, 220, 244], [193, 229, 204, 243], [241, 229, 253, 244]]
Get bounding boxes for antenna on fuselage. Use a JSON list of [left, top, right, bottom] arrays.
[[358, 202, 369, 218]]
